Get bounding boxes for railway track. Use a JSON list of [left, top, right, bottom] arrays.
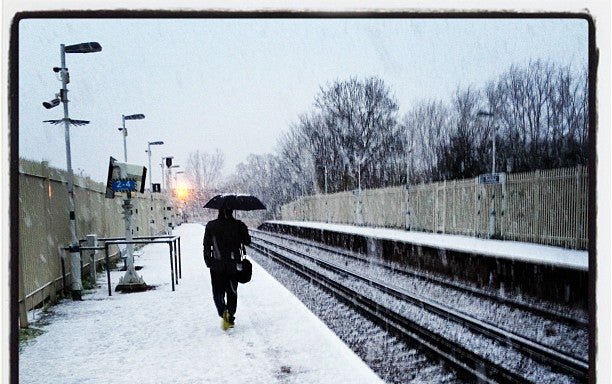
[[248, 231, 588, 384], [253, 229, 587, 328]]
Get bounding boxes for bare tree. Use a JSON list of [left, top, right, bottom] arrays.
[[403, 99, 450, 182], [486, 60, 588, 172], [184, 149, 225, 220], [310, 76, 401, 190], [224, 153, 289, 221], [226, 60, 588, 213], [277, 121, 318, 197], [548, 66, 589, 166], [436, 87, 489, 180]]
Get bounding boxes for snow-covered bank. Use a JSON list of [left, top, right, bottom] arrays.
[[19, 223, 383, 384]]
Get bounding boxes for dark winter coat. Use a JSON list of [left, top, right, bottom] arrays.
[[203, 212, 251, 274]]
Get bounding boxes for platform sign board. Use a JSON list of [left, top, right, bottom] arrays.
[[479, 172, 506, 185], [105, 156, 147, 198]]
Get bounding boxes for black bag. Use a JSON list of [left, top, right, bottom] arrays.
[[234, 244, 252, 284], [235, 258, 252, 284]]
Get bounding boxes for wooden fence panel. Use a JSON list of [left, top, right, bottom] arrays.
[[362, 187, 404, 228], [411, 183, 437, 231]]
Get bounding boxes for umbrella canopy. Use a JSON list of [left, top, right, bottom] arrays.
[[203, 193, 266, 211]]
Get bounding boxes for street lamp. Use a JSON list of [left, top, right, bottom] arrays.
[[316, 165, 329, 222], [160, 156, 174, 233], [145, 141, 164, 236], [477, 110, 500, 239], [174, 171, 187, 224], [168, 164, 180, 233], [356, 158, 364, 226], [42, 41, 102, 301], [146, 141, 164, 192], [315, 165, 328, 195], [170, 165, 180, 192], [173, 169, 184, 197], [405, 137, 414, 231], [118, 113, 145, 162], [161, 156, 174, 192], [175, 170, 185, 185]]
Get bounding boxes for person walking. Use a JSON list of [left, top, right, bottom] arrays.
[[203, 208, 251, 330]]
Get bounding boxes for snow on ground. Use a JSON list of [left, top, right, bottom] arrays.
[[269, 221, 588, 271], [19, 223, 383, 384]]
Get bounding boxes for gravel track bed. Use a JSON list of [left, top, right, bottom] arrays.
[[249, 248, 462, 384], [256, 240, 580, 384], [255, 232, 588, 361]]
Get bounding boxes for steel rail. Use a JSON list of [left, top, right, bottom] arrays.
[[252, 229, 587, 328], [249, 241, 531, 384], [251, 235, 588, 382]]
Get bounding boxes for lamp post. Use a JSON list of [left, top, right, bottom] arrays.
[[174, 170, 185, 185], [169, 164, 180, 201], [42, 41, 102, 301], [477, 110, 498, 238], [146, 141, 164, 236], [160, 161, 165, 192], [405, 139, 414, 231], [323, 166, 328, 195], [170, 165, 180, 191], [317, 165, 329, 222], [168, 164, 180, 232], [146, 141, 164, 192], [175, 171, 185, 224], [161, 156, 174, 234], [356, 159, 364, 226], [118, 114, 145, 162], [315, 165, 328, 194], [161, 157, 174, 192]]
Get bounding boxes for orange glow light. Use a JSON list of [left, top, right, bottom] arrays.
[[174, 180, 191, 201]]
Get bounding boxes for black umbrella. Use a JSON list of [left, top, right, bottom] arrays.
[[203, 193, 266, 211]]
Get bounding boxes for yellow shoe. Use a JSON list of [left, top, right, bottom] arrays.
[[222, 310, 231, 331]]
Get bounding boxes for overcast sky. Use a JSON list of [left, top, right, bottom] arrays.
[[18, 16, 588, 184]]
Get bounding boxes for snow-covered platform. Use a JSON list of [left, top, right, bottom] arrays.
[[19, 223, 383, 384], [266, 220, 588, 271]]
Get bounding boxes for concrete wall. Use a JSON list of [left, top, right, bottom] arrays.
[[18, 159, 173, 325]]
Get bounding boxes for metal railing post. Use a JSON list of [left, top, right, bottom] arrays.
[[168, 243, 175, 291], [104, 243, 111, 297], [178, 237, 182, 279], [173, 239, 179, 285], [86, 234, 98, 283]]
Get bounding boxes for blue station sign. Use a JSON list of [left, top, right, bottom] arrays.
[[479, 173, 506, 185], [111, 179, 137, 192]]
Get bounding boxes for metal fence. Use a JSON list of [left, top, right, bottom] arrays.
[[281, 166, 588, 250], [18, 159, 173, 325]]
